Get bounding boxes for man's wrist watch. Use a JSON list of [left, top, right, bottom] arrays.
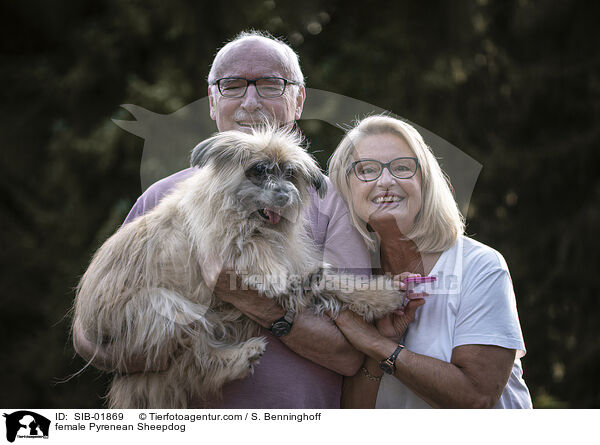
[[269, 309, 296, 337], [379, 344, 405, 375]]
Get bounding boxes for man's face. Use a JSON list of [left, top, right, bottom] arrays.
[[208, 39, 306, 133]]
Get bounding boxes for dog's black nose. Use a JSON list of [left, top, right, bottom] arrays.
[[273, 191, 289, 207]]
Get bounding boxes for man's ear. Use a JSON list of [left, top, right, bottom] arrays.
[[208, 86, 217, 121], [294, 85, 306, 121]]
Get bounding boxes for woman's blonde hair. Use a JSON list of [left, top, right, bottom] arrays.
[[328, 115, 465, 253]]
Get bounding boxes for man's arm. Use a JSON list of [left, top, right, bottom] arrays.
[[213, 272, 363, 376], [72, 318, 169, 373], [72, 271, 362, 375], [72, 318, 119, 372]]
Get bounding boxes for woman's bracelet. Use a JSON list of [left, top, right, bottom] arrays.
[[360, 366, 383, 382]]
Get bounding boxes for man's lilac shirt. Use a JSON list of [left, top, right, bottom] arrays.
[[124, 167, 371, 408]]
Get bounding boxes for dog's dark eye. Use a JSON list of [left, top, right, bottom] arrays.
[[253, 164, 267, 177], [283, 166, 296, 179], [246, 162, 270, 184]]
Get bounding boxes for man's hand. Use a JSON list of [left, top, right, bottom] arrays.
[[212, 271, 286, 327]]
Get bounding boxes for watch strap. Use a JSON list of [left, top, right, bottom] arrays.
[[282, 308, 295, 324], [269, 308, 296, 337], [379, 344, 404, 374]]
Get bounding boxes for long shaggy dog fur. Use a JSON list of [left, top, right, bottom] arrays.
[[74, 127, 403, 408]]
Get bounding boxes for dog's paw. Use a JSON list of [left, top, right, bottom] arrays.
[[352, 286, 405, 321], [303, 267, 327, 293], [243, 336, 267, 368], [230, 336, 267, 379]]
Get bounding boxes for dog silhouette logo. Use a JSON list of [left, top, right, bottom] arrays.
[[3, 411, 50, 442]]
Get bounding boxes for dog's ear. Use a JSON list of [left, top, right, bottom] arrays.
[[190, 132, 250, 169], [190, 134, 219, 167], [190, 135, 218, 168], [308, 169, 328, 198]]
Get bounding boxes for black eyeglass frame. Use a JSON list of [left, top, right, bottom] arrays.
[[347, 157, 420, 182], [212, 77, 300, 98]]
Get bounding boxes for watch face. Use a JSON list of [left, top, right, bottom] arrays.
[[271, 321, 291, 337]]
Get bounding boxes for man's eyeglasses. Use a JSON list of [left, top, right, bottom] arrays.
[[348, 157, 419, 182], [212, 77, 300, 98]]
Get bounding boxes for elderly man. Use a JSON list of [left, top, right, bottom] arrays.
[[73, 31, 370, 408]]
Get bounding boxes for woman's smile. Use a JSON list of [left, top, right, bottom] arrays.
[[372, 192, 405, 205]]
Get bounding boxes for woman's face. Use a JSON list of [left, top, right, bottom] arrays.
[[348, 133, 422, 235]]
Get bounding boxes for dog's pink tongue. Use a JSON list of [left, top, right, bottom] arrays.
[[265, 209, 281, 224]]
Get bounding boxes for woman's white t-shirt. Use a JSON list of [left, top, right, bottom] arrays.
[[375, 236, 532, 409]]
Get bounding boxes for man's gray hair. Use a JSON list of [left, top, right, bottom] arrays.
[[207, 30, 305, 86]]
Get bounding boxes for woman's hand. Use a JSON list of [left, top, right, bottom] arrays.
[[376, 273, 427, 342], [333, 272, 429, 351]]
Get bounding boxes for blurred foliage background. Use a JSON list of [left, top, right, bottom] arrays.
[[1, 0, 598, 408]]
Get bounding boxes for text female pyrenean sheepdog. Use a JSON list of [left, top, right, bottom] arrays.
[[74, 127, 402, 408]]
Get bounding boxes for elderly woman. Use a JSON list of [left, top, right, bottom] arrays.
[[328, 115, 532, 408]]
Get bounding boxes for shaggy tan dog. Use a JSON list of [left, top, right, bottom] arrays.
[[74, 127, 402, 408]]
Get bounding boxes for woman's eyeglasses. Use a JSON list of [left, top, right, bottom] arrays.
[[348, 157, 419, 182]]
